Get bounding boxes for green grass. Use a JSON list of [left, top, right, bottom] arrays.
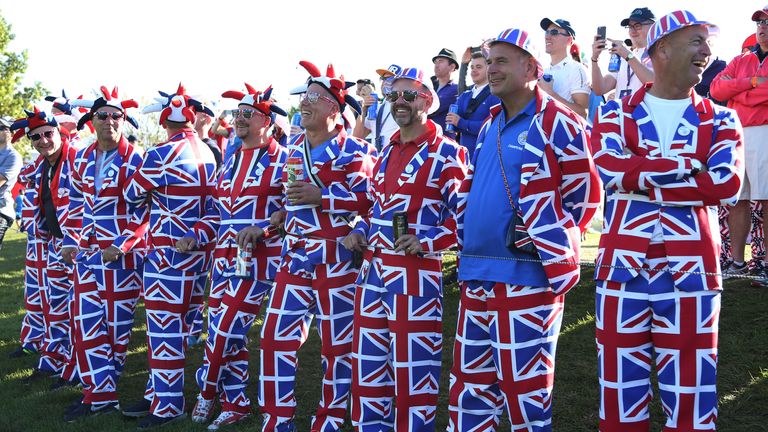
[[0, 231, 765, 431]]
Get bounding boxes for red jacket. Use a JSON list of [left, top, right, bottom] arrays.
[[710, 48, 768, 127]]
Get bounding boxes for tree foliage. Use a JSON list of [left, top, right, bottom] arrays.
[[0, 11, 46, 118]]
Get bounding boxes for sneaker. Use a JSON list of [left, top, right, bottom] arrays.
[[65, 396, 85, 414], [22, 368, 53, 385], [63, 401, 119, 422], [137, 413, 186, 429], [751, 269, 768, 287], [50, 377, 79, 391], [122, 398, 152, 418], [191, 394, 215, 424], [8, 346, 36, 358], [723, 262, 749, 280], [208, 411, 251, 430]]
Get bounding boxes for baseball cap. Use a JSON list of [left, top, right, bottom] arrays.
[[621, 7, 656, 26]]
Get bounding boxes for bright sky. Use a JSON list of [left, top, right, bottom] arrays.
[[0, 0, 761, 112]]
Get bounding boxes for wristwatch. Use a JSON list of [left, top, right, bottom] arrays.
[[690, 159, 704, 176], [625, 52, 635, 61]]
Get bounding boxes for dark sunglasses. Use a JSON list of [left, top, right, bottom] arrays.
[[545, 29, 570, 37], [385, 90, 427, 103], [756, 19, 768, 26], [29, 130, 55, 141], [94, 111, 124, 121]]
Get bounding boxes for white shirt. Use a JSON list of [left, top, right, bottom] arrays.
[[363, 100, 399, 147], [610, 47, 652, 99], [544, 57, 591, 103], [471, 83, 488, 98]]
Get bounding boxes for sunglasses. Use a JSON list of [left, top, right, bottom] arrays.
[[545, 29, 570, 37], [232, 108, 264, 119], [624, 21, 653, 31], [756, 19, 768, 26], [0, 126, 8, 132], [94, 111, 124, 121], [385, 90, 428, 103], [300, 92, 337, 105], [29, 130, 55, 141]]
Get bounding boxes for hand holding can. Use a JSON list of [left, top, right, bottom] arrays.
[[445, 104, 459, 132]]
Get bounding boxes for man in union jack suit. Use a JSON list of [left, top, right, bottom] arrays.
[[59, 86, 149, 421], [258, 61, 376, 432], [118, 84, 218, 429], [190, 84, 288, 430], [343, 67, 468, 432], [591, 11, 744, 432], [446, 29, 601, 432], [10, 108, 81, 389]]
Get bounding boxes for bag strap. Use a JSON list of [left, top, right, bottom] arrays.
[[464, 87, 491, 117], [495, 116, 517, 211]]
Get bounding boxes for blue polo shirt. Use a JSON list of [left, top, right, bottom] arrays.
[[459, 98, 548, 287]]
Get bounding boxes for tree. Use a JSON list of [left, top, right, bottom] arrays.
[[0, 11, 46, 118]]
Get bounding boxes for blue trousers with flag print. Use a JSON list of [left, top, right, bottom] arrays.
[[447, 281, 564, 432], [141, 258, 208, 418], [196, 277, 271, 413], [596, 250, 720, 432], [258, 260, 357, 432], [20, 238, 46, 352]]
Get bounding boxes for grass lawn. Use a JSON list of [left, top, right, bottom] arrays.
[[0, 230, 765, 431]]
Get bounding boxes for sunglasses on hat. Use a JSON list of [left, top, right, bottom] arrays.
[[29, 130, 55, 141], [94, 111, 124, 121], [385, 90, 428, 103]]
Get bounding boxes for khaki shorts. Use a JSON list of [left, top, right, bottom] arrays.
[[739, 124, 768, 201]]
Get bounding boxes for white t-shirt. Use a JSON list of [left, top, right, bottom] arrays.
[[643, 92, 690, 242], [544, 57, 591, 103], [363, 100, 399, 147], [610, 47, 652, 99]]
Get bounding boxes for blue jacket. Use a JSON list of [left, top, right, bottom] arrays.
[[429, 81, 458, 139], [455, 85, 499, 158]]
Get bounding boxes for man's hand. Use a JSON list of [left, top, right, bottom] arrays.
[[102, 246, 123, 263], [270, 210, 286, 228], [394, 234, 423, 255], [61, 247, 78, 265], [175, 236, 198, 253], [591, 35, 606, 59], [342, 232, 368, 252], [445, 112, 461, 127], [606, 38, 630, 60], [236, 226, 265, 250], [286, 182, 322, 206], [461, 47, 472, 64], [537, 78, 555, 95], [361, 94, 377, 110]]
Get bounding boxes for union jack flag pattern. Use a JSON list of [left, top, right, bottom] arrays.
[[65, 136, 148, 405], [18, 161, 45, 351], [449, 88, 600, 432], [592, 84, 744, 431], [350, 122, 467, 432], [195, 138, 287, 413], [259, 129, 375, 432], [123, 127, 217, 418]]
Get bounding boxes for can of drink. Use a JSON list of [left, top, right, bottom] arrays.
[[608, 53, 621, 72], [291, 112, 302, 128], [445, 104, 459, 132], [352, 249, 363, 268], [285, 156, 304, 185], [235, 243, 252, 277], [542, 73, 553, 83], [367, 93, 378, 121], [392, 211, 409, 241]]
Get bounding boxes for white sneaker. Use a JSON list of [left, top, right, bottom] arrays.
[[191, 394, 215, 424], [208, 410, 251, 430]]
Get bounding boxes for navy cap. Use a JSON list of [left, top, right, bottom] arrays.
[[621, 7, 656, 26], [540, 18, 576, 37]]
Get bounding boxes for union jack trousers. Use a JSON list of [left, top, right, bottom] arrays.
[[717, 203, 765, 271], [195, 138, 287, 412], [596, 244, 720, 432], [447, 282, 564, 432], [123, 128, 217, 418]]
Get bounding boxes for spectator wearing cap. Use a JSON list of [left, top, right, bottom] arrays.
[[591, 7, 656, 101], [259, 60, 376, 432], [0, 116, 22, 250], [447, 28, 600, 431], [353, 64, 402, 150], [592, 10, 743, 431], [539, 18, 591, 118], [343, 66, 467, 432], [445, 51, 500, 159], [58, 86, 147, 421], [429, 48, 459, 137], [10, 108, 81, 390], [711, 5, 768, 286], [118, 84, 218, 429], [190, 84, 289, 430]]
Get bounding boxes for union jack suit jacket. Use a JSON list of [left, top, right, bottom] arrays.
[[592, 84, 744, 291], [282, 129, 376, 267], [18, 161, 40, 238], [197, 138, 288, 282], [457, 87, 602, 295], [24, 139, 80, 240], [64, 136, 148, 269], [122, 128, 218, 272], [352, 121, 467, 297]]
